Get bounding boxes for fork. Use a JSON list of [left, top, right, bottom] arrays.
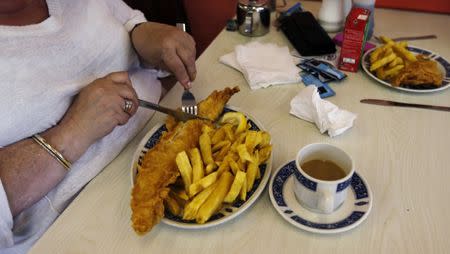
[[176, 22, 198, 115], [181, 88, 198, 115]]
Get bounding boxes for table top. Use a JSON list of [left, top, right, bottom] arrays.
[[29, 1, 450, 254]]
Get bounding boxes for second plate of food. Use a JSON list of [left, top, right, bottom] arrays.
[[130, 106, 272, 229], [361, 45, 450, 93]]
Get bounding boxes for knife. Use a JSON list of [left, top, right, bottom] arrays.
[[138, 99, 209, 121], [374, 34, 437, 42], [360, 99, 450, 112]]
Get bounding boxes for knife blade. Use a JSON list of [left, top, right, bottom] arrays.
[[374, 34, 437, 42], [391, 35, 437, 42], [360, 99, 450, 112], [138, 99, 209, 121]]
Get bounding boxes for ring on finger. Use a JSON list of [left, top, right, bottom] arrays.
[[123, 99, 133, 113]]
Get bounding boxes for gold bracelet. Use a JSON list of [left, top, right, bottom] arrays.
[[32, 134, 72, 170]]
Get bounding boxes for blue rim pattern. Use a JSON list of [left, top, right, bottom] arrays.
[[272, 161, 370, 230], [136, 108, 267, 224], [362, 46, 450, 89], [294, 162, 353, 193], [336, 177, 352, 192], [293, 168, 317, 191]]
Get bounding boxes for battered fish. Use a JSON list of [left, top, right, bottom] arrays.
[[392, 56, 443, 87], [131, 87, 240, 235], [165, 86, 240, 131], [197, 86, 240, 121], [131, 120, 205, 234]]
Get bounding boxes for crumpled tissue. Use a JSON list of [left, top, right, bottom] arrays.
[[290, 86, 357, 137], [219, 41, 299, 89]]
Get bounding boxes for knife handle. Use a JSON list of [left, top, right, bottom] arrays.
[[138, 99, 169, 114], [391, 101, 450, 111]]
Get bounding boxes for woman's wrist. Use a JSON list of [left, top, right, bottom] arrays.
[[130, 22, 163, 68], [41, 121, 91, 164]]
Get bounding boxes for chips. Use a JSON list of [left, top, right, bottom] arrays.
[[369, 35, 417, 81], [170, 111, 272, 224]]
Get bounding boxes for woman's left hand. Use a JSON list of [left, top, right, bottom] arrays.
[[131, 22, 197, 89]]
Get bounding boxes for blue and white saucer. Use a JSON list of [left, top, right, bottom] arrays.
[[269, 161, 372, 234]]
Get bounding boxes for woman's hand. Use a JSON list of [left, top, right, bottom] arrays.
[[0, 72, 139, 215], [58, 72, 138, 154], [131, 22, 197, 88]]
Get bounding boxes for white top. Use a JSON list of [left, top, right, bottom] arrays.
[[0, 0, 162, 252], [24, 1, 450, 254]]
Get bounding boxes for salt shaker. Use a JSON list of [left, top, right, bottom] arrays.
[[318, 0, 344, 32]]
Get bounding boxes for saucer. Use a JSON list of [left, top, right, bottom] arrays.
[[269, 161, 372, 234]]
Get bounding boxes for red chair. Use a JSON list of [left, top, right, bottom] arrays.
[[183, 0, 238, 57], [376, 0, 450, 14]]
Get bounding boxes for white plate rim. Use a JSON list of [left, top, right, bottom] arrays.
[[268, 160, 373, 234], [361, 45, 450, 93], [130, 105, 273, 229]]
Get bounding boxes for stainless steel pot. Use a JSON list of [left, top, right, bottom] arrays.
[[236, 0, 270, 37]]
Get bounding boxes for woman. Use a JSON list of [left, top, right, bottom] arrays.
[[0, 0, 197, 252]]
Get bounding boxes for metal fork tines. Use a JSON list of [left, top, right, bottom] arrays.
[[138, 99, 207, 122], [181, 88, 198, 115]]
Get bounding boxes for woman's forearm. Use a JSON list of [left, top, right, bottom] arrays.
[[0, 72, 137, 217], [0, 123, 88, 216]]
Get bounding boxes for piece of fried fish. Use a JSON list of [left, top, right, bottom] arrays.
[[392, 56, 443, 87], [131, 86, 240, 235], [165, 86, 241, 131]]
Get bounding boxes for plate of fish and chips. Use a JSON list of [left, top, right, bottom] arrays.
[[361, 36, 450, 93], [130, 87, 273, 233]]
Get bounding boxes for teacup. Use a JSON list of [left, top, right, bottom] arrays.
[[293, 143, 354, 214]]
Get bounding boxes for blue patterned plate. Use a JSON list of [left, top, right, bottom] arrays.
[[130, 106, 272, 229], [361, 46, 450, 93], [269, 161, 372, 234]]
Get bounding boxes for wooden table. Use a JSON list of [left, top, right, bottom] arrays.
[[29, 1, 450, 253]]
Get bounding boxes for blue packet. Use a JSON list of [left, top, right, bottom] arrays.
[[297, 63, 334, 83], [276, 2, 304, 27], [301, 73, 335, 98], [301, 59, 347, 81], [280, 2, 304, 18]]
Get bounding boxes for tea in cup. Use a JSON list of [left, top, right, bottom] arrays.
[[293, 143, 354, 214]]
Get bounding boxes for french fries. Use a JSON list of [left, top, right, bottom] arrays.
[[369, 35, 417, 81], [196, 171, 234, 224], [224, 171, 246, 203], [164, 193, 182, 216], [199, 132, 214, 165], [171, 111, 272, 224], [175, 151, 193, 192], [189, 148, 204, 183], [188, 171, 218, 197], [183, 182, 218, 221], [370, 52, 396, 71]]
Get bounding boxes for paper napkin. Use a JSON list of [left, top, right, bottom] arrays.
[[290, 86, 357, 137], [219, 41, 299, 89]]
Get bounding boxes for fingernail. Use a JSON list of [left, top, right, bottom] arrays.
[[186, 81, 192, 89]]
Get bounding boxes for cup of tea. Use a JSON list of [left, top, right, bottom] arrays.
[[293, 143, 354, 214]]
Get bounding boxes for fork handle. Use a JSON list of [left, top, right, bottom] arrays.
[[138, 99, 174, 115]]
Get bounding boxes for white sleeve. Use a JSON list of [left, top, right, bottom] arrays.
[[103, 0, 148, 32], [0, 178, 14, 248]]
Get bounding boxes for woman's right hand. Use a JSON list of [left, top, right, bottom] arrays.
[[58, 72, 138, 153]]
